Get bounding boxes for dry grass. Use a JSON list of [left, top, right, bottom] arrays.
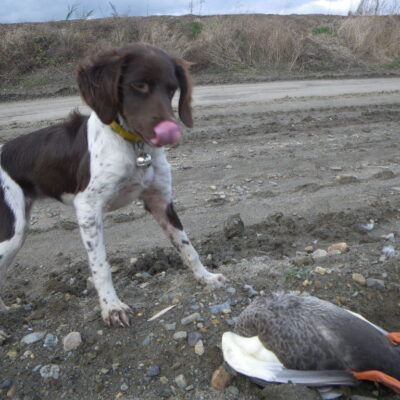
[[0, 14, 399, 84], [338, 15, 400, 61]]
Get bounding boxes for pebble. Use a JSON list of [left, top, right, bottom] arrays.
[[164, 323, 176, 331], [382, 233, 395, 242], [315, 266, 327, 275], [142, 335, 151, 346], [0, 379, 13, 389], [328, 242, 348, 253], [173, 331, 187, 341], [304, 245, 314, 253], [21, 332, 45, 345], [40, 364, 60, 380], [243, 284, 259, 297], [43, 334, 58, 348], [181, 312, 201, 325], [211, 365, 233, 390], [312, 249, 328, 259], [120, 383, 129, 391], [335, 174, 359, 184], [188, 332, 203, 346], [382, 245, 395, 258], [6, 384, 16, 398], [223, 214, 244, 239], [175, 374, 187, 389], [352, 273, 366, 286], [0, 329, 10, 345], [209, 299, 231, 314], [366, 278, 385, 291], [194, 340, 205, 356], [227, 287, 236, 295], [63, 332, 82, 351], [146, 366, 160, 377]]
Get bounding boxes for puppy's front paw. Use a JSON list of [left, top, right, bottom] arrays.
[[101, 299, 133, 327], [201, 272, 228, 289]]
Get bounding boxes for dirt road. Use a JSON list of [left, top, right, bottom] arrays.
[[1, 78, 400, 400]]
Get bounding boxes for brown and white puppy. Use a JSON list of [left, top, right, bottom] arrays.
[[0, 43, 226, 326]]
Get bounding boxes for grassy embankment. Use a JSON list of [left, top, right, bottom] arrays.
[[0, 14, 399, 93]]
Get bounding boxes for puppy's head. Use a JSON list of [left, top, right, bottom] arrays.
[[77, 43, 193, 146]]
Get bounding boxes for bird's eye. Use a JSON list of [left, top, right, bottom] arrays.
[[132, 82, 149, 93]]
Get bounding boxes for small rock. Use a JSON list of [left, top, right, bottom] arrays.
[[328, 242, 348, 253], [244, 284, 259, 297], [312, 249, 328, 259], [223, 214, 245, 239], [382, 245, 396, 258], [40, 364, 60, 380], [146, 366, 160, 377], [211, 365, 233, 390], [314, 266, 327, 275], [227, 287, 236, 295], [382, 233, 395, 242], [175, 374, 187, 389], [43, 334, 58, 348], [173, 331, 187, 341], [63, 332, 82, 352], [0, 329, 10, 345], [352, 273, 366, 286], [164, 323, 176, 331], [209, 300, 231, 314], [187, 332, 203, 346], [304, 245, 313, 253], [366, 278, 385, 291], [6, 384, 16, 398], [21, 332, 45, 345], [181, 312, 201, 325], [335, 174, 359, 184], [142, 335, 151, 346], [194, 340, 205, 356], [120, 383, 129, 391], [0, 379, 13, 389]]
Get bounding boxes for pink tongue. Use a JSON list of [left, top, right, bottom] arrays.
[[151, 121, 182, 146]]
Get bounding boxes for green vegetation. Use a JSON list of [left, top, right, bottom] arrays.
[[312, 26, 333, 35]]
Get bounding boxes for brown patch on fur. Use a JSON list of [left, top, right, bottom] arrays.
[[76, 43, 194, 141], [0, 111, 90, 201], [166, 203, 183, 231], [0, 183, 15, 241]]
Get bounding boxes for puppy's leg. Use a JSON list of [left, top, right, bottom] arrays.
[[0, 176, 28, 311], [141, 190, 227, 288], [74, 194, 131, 327]]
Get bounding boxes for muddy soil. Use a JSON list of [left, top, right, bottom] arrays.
[[1, 80, 400, 400]]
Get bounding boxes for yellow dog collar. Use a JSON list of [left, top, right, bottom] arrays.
[[110, 121, 142, 143]]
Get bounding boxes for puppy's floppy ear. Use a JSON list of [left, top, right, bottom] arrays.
[[77, 48, 125, 125], [174, 58, 194, 128]]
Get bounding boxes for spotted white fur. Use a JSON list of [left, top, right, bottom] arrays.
[[76, 114, 226, 325], [0, 112, 226, 325], [0, 146, 30, 310]]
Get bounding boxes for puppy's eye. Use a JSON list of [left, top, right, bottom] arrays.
[[131, 82, 149, 93]]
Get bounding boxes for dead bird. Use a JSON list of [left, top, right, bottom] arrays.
[[222, 292, 400, 397]]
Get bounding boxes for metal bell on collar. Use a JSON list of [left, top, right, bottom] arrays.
[[136, 152, 152, 168]]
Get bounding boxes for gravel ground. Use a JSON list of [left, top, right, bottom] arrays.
[[1, 79, 400, 400]]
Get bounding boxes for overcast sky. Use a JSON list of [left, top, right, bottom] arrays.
[[1, 0, 360, 23]]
